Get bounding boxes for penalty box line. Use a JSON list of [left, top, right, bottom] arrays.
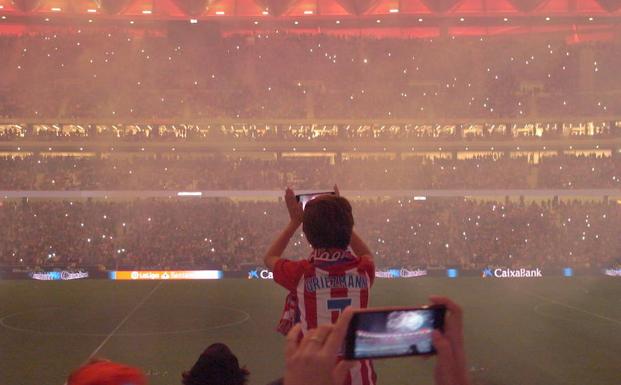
[[86, 281, 164, 361]]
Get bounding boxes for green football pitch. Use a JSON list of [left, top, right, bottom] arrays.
[[1, 278, 620, 385]]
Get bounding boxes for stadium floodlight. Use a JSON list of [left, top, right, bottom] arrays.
[[304, 10, 313, 14], [413, 196, 427, 201], [142, 10, 152, 14], [389, 8, 399, 13], [215, 11, 225, 15], [262, 10, 268, 15], [190, 18, 198, 23], [0, 5, 4, 9], [51, 7, 62, 11], [87, 9, 97, 13], [177, 192, 202, 197]]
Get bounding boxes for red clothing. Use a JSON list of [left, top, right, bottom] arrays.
[[274, 249, 377, 385]]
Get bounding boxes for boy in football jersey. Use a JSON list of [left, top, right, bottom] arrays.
[[264, 187, 376, 385]]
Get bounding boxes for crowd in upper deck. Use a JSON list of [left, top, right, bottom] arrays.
[[1, 32, 620, 120]]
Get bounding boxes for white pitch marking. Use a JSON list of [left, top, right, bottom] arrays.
[[86, 281, 163, 360], [524, 290, 621, 326], [0, 305, 249, 337]]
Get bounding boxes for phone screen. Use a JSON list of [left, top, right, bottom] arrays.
[[296, 191, 335, 210], [344, 306, 446, 360]]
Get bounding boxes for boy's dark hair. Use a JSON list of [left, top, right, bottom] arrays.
[[182, 343, 249, 385], [302, 195, 354, 249]]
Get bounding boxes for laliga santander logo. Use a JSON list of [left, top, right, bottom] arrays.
[[130, 271, 139, 280]]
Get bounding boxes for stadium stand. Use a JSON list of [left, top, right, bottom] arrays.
[[0, 154, 619, 190], [1, 32, 621, 120], [1, 198, 618, 270]]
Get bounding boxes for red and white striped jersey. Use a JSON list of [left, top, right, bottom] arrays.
[[274, 249, 376, 385]]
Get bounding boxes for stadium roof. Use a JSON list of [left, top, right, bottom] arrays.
[[2, 0, 621, 17], [1, 0, 621, 37]]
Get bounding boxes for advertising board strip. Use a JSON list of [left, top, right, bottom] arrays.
[[109, 270, 223, 280], [1, 267, 619, 280]]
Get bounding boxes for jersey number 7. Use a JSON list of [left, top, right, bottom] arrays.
[[327, 298, 352, 315]]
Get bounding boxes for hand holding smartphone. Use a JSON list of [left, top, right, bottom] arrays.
[[344, 305, 446, 360], [295, 191, 336, 210]]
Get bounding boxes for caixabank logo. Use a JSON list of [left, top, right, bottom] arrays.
[[248, 268, 274, 279], [482, 267, 543, 278]]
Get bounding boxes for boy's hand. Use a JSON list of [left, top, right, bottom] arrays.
[[285, 187, 304, 225]]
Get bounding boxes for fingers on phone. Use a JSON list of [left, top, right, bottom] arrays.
[[429, 296, 463, 318], [323, 307, 353, 353], [286, 324, 303, 356], [431, 330, 452, 356], [301, 325, 333, 352]]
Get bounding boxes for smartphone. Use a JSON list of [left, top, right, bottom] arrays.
[[295, 191, 336, 210], [344, 305, 446, 360]]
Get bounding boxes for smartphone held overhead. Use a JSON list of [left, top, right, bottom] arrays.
[[295, 191, 336, 210]]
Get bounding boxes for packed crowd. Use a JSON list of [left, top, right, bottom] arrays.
[[0, 121, 617, 141], [1, 198, 618, 270], [1, 32, 620, 120], [0, 154, 619, 190]]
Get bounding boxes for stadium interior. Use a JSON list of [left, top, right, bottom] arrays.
[[1, 1, 620, 385]]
